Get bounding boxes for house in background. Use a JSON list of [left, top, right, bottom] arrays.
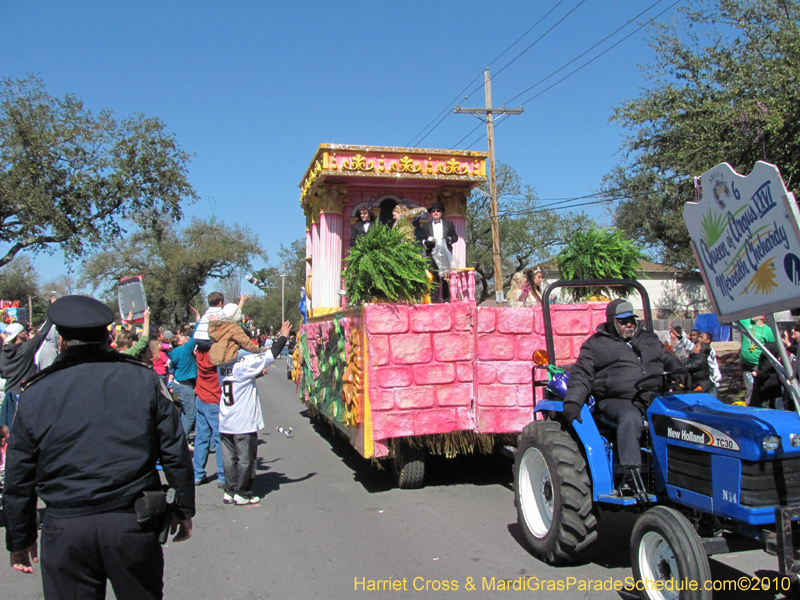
[[541, 260, 710, 319]]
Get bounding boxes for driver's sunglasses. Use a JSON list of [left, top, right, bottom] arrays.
[[616, 316, 637, 326]]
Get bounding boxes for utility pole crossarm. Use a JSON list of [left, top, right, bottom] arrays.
[[454, 107, 524, 115]]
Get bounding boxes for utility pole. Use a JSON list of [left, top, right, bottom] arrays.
[[280, 262, 286, 323], [455, 68, 523, 305]]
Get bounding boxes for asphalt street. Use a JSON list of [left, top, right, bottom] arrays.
[[0, 358, 791, 599]]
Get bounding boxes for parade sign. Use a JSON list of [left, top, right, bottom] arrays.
[[684, 161, 800, 322], [118, 275, 148, 322]]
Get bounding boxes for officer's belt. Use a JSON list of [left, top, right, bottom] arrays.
[[47, 494, 139, 518]]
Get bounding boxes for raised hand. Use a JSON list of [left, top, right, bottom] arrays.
[[279, 320, 293, 338]]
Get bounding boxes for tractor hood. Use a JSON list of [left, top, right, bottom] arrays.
[[648, 394, 800, 461]]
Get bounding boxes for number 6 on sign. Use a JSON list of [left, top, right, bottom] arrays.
[[222, 381, 235, 406]]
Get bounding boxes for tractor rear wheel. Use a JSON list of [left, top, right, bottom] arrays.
[[514, 420, 597, 564], [630, 506, 711, 600]]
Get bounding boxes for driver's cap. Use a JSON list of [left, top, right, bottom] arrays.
[[608, 299, 637, 320]]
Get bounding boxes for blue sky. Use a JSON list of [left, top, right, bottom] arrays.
[[1, 0, 682, 292]]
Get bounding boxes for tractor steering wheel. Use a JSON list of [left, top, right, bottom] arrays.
[[634, 369, 692, 395]]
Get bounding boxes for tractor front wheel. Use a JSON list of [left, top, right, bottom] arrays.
[[630, 506, 711, 600], [514, 420, 597, 564]]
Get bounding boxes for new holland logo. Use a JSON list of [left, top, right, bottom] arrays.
[[652, 414, 740, 452]]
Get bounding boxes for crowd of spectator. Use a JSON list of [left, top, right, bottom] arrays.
[[0, 290, 295, 506], [668, 316, 800, 409]]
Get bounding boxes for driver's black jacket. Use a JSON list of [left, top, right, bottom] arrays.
[[563, 321, 683, 408]]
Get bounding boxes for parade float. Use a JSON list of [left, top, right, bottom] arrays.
[[294, 144, 608, 488]]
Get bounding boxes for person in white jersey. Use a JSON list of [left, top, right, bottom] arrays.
[[218, 318, 292, 505]]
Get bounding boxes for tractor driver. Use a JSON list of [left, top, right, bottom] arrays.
[[561, 299, 688, 491]]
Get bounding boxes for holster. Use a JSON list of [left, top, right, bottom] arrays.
[[134, 486, 176, 544]]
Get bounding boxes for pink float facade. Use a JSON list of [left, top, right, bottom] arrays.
[[299, 300, 607, 459], [294, 144, 605, 465], [298, 145, 486, 316]]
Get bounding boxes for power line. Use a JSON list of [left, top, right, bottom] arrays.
[[516, 0, 681, 108], [472, 177, 672, 206], [469, 198, 619, 230], [504, 0, 667, 105], [450, 121, 485, 149], [460, 0, 680, 150], [486, 0, 566, 68], [411, 108, 454, 148], [469, 193, 660, 230], [450, 112, 514, 150], [468, 189, 664, 225], [525, 188, 662, 207], [463, 0, 589, 102], [513, 192, 655, 214], [534, 197, 620, 213], [406, 73, 483, 147], [408, 0, 568, 147]]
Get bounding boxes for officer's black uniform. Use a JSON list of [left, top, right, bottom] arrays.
[[2, 296, 195, 600]]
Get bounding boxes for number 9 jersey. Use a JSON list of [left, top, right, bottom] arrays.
[[217, 351, 276, 434]]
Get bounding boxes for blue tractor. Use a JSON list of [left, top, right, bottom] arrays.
[[514, 280, 800, 600]]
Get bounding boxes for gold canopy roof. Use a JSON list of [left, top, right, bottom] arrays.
[[298, 144, 488, 207]]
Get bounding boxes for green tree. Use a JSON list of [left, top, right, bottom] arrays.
[[215, 272, 243, 307], [556, 225, 646, 302], [80, 218, 264, 326], [0, 255, 38, 301], [245, 239, 309, 331], [0, 255, 50, 323], [605, 0, 800, 268], [0, 74, 197, 268], [41, 273, 78, 298], [467, 162, 592, 303]]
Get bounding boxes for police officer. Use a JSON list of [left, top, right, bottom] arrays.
[[3, 295, 195, 599]]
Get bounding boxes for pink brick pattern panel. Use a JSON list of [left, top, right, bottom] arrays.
[[367, 301, 476, 441], [473, 303, 606, 434], [305, 301, 608, 449]]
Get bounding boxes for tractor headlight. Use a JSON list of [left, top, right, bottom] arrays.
[[763, 436, 782, 451]]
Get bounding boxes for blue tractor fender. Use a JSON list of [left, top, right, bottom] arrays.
[[534, 401, 615, 498]]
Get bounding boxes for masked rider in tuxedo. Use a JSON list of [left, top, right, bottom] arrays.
[[420, 202, 458, 302]]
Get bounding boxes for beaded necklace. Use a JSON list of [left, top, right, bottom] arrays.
[[747, 322, 767, 353]]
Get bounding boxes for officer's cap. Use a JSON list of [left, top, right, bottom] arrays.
[[48, 295, 114, 342]]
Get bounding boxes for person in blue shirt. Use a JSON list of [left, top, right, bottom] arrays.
[[168, 325, 198, 440]]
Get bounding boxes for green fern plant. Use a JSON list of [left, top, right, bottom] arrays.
[[343, 223, 431, 303], [556, 225, 646, 302]]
